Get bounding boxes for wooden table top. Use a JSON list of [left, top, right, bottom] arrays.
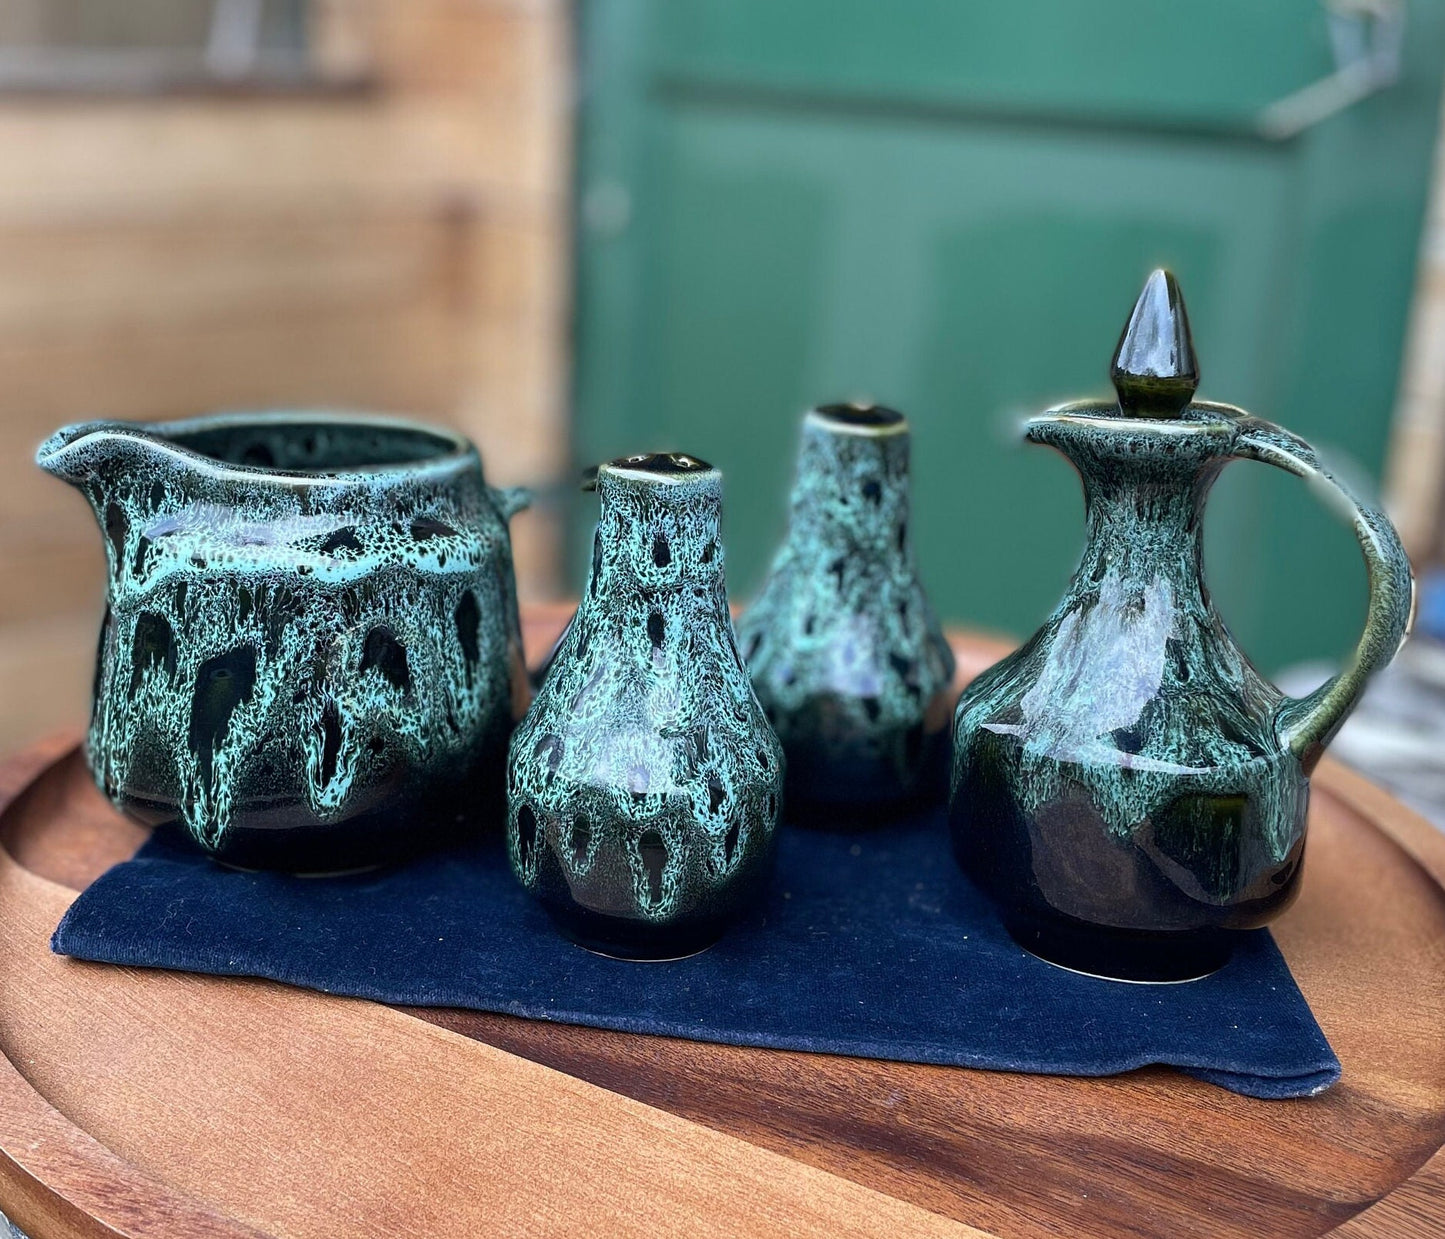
[[0, 604, 1441, 1238]]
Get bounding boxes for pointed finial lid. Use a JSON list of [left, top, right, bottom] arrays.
[[1110, 269, 1199, 419]]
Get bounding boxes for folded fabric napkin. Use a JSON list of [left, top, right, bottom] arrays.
[[53, 805, 1338, 1099]]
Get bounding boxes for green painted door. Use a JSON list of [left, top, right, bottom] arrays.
[[571, 0, 1445, 672]]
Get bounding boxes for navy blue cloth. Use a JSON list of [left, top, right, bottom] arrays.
[[52, 807, 1338, 1099]]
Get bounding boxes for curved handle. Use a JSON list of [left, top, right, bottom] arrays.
[[1232, 417, 1414, 772], [489, 485, 532, 522]]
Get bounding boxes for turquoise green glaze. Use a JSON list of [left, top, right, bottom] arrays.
[[37, 412, 529, 872], [737, 404, 955, 823], [949, 272, 1414, 981], [507, 453, 783, 959]]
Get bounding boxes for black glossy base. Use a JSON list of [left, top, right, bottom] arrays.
[[543, 903, 727, 961], [136, 778, 498, 875], [151, 814, 474, 875], [1003, 910, 1234, 983], [784, 730, 950, 831], [786, 788, 937, 832]]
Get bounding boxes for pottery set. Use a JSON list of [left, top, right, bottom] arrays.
[[38, 271, 1414, 977]]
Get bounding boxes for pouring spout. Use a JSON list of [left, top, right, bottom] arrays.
[[38, 420, 118, 483], [36, 420, 161, 486]]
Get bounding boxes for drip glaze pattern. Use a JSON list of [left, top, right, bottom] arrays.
[[37, 412, 529, 871], [737, 405, 955, 824], [949, 271, 1412, 980], [507, 454, 783, 958]]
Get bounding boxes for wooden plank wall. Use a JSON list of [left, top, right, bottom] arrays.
[[0, 0, 571, 756]]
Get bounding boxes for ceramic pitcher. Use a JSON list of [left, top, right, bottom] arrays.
[[949, 271, 1413, 981], [507, 453, 784, 959], [37, 411, 530, 871]]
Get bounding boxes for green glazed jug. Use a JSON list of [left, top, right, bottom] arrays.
[[37, 411, 530, 872], [949, 271, 1413, 981]]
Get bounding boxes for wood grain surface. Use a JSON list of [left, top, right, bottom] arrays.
[[0, 613, 1440, 1237], [408, 769, 1445, 1238], [0, 748, 981, 1238]]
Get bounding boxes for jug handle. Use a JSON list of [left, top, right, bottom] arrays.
[[490, 485, 532, 521], [1231, 418, 1414, 774]]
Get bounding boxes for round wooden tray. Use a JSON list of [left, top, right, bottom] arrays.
[[0, 606, 1442, 1238]]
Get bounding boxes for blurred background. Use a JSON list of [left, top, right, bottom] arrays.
[[5, 0, 1445, 815]]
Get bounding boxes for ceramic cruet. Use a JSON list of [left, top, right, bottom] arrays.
[[737, 403, 956, 826], [36, 411, 530, 872], [949, 270, 1413, 982], [507, 452, 784, 959]]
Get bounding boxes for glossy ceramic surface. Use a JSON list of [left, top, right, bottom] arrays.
[[37, 412, 529, 872], [738, 404, 955, 825], [949, 271, 1414, 981], [507, 453, 784, 959]]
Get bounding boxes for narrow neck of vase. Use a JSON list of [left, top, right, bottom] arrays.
[[786, 406, 912, 555], [1027, 408, 1238, 613], [1069, 457, 1222, 607], [582, 457, 727, 612]]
